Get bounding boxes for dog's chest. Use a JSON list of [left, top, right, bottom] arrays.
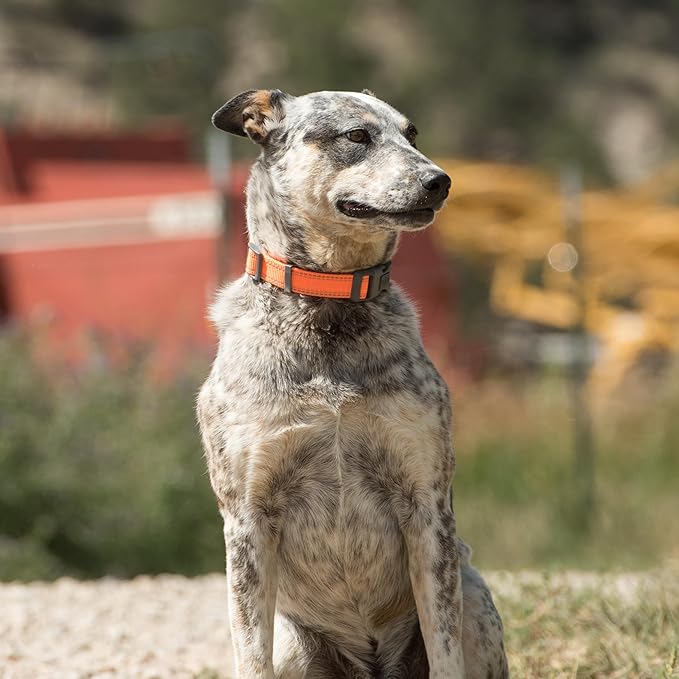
[[216, 386, 443, 636], [199, 288, 452, 636]]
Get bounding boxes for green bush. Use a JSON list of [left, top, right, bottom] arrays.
[[1, 328, 677, 580], [0, 328, 222, 581]]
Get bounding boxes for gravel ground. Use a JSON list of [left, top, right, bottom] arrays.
[[0, 571, 671, 679], [0, 575, 233, 679]]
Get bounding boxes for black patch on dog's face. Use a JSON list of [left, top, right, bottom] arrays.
[[302, 114, 382, 169], [403, 122, 418, 148], [297, 95, 394, 169]]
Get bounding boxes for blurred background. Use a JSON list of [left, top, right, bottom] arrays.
[[1, 0, 678, 581]]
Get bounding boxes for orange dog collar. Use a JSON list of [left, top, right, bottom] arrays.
[[245, 243, 391, 302]]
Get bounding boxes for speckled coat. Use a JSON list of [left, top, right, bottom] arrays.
[[197, 89, 508, 679]]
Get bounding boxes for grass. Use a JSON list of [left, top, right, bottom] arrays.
[[490, 565, 679, 678], [453, 373, 679, 571]]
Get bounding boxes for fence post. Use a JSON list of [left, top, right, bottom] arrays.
[[561, 165, 596, 533], [206, 127, 232, 283]]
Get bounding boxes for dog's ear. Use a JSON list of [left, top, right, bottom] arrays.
[[212, 89, 290, 144], [361, 88, 376, 98]]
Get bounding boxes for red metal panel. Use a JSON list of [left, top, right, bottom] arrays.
[[0, 127, 194, 203], [393, 230, 458, 352], [1, 237, 218, 367]]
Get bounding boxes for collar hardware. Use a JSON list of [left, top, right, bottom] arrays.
[[284, 263, 293, 293], [351, 262, 391, 302], [250, 242, 264, 283]]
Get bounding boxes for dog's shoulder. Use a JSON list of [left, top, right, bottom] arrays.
[[208, 277, 421, 346], [207, 275, 260, 333]]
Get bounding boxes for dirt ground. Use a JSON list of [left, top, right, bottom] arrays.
[[1, 569, 676, 679], [0, 575, 232, 679]]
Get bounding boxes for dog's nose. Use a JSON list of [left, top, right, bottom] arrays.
[[420, 171, 451, 200]]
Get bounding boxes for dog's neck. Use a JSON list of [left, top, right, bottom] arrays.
[[245, 163, 399, 273], [302, 229, 398, 272]]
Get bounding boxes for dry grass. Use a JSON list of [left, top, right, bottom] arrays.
[[452, 373, 679, 571], [488, 565, 679, 679]]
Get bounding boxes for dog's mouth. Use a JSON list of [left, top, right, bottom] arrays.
[[337, 200, 436, 223]]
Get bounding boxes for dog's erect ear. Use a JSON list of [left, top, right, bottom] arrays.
[[212, 89, 290, 143], [361, 88, 376, 98]]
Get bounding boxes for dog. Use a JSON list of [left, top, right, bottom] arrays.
[[197, 88, 508, 679]]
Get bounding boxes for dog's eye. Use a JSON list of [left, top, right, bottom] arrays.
[[345, 129, 370, 144]]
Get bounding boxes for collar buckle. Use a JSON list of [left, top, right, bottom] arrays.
[[350, 262, 391, 302]]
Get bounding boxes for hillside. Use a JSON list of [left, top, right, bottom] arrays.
[[2, 1, 679, 182]]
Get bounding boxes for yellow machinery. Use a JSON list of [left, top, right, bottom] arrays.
[[434, 160, 679, 402]]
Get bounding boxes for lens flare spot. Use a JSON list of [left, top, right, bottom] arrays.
[[547, 242, 578, 272]]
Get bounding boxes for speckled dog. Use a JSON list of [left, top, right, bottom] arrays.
[[197, 89, 508, 679]]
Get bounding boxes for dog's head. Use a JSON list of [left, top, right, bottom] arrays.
[[213, 89, 451, 268]]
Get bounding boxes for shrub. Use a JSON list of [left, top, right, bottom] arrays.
[[1, 326, 678, 580], [0, 328, 222, 580]]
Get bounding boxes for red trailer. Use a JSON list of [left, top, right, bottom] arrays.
[[0, 127, 458, 373]]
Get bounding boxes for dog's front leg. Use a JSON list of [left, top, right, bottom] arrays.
[[224, 518, 277, 679], [404, 502, 465, 679]]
